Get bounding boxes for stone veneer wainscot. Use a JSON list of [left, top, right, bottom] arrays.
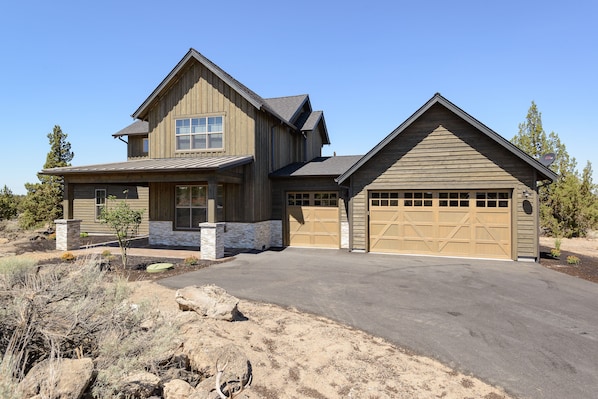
[[149, 220, 282, 250]]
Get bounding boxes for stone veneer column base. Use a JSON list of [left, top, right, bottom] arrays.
[[200, 222, 225, 260], [54, 219, 81, 251]]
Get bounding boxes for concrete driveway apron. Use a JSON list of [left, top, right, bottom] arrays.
[[160, 247, 598, 399]]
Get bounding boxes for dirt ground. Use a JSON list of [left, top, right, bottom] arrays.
[[539, 234, 598, 283], [2, 220, 596, 398]]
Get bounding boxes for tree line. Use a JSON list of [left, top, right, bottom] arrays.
[[1, 103, 598, 238]]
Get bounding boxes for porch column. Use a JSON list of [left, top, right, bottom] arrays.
[[207, 177, 217, 223], [199, 222, 225, 260], [54, 219, 81, 251], [63, 181, 74, 219]]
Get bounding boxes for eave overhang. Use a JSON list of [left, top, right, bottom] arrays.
[[41, 156, 254, 176]]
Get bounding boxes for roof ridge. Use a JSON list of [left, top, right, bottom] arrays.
[[264, 94, 309, 101]]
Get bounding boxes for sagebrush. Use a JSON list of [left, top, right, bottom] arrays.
[[0, 255, 182, 398]]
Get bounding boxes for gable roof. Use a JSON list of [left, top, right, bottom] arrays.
[[112, 120, 149, 137], [264, 95, 309, 123], [132, 48, 294, 129], [336, 93, 558, 184], [264, 95, 330, 144], [270, 155, 362, 178], [301, 111, 330, 145]]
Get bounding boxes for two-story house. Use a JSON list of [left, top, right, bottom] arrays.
[[44, 48, 332, 252], [45, 49, 557, 261]]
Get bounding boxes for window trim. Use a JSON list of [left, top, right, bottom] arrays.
[[174, 115, 224, 152], [174, 184, 225, 230], [95, 189, 106, 222]]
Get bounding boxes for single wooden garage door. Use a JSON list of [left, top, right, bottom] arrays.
[[369, 191, 511, 259], [287, 192, 340, 248]]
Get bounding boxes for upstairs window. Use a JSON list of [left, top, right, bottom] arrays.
[[175, 116, 223, 151]]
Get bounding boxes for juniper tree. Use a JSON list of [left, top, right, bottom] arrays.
[[512, 102, 598, 237], [20, 125, 74, 229]]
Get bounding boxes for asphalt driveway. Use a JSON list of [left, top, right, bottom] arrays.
[[160, 248, 598, 399]]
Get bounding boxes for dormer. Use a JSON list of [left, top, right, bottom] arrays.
[[113, 120, 149, 159]]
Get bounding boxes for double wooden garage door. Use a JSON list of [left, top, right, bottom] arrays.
[[369, 190, 512, 259], [287, 192, 340, 248]]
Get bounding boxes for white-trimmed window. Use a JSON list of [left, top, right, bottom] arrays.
[[142, 138, 149, 155], [95, 189, 106, 221], [175, 116, 223, 151], [175, 185, 224, 229]]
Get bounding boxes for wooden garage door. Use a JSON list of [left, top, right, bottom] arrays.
[[369, 191, 511, 259], [287, 192, 340, 248]]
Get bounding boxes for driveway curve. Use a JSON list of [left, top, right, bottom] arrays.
[[159, 248, 598, 399]]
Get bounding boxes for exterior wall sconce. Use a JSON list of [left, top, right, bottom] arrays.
[[523, 189, 531, 198]]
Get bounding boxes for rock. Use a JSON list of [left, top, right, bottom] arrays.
[[163, 379, 195, 399], [119, 371, 161, 397], [18, 357, 93, 399], [175, 285, 240, 321]]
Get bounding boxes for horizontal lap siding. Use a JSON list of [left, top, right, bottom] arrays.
[[350, 103, 537, 259], [73, 184, 149, 236]]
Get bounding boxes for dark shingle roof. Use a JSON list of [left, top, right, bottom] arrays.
[[270, 155, 363, 178], [300, 111, 322, 131], [113, 120, 149, 137], [263, 95, 309, 123], [42, 156, 253, 175]]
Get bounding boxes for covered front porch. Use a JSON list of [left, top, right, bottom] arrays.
[[45, 156, 283, 259]]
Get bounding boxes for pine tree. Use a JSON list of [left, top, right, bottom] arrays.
[[20, 125, 74, 229], [512, 102, 598, 237], [0, 185, 18, 220]]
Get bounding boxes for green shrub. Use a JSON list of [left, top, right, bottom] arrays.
[[567, 255, 581, 265], [550, 248, 561, 258], [80, 232, 89, 238], [554, 237, 562, 251], [184, 255, 199, 266]]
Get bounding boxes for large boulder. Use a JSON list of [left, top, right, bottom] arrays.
[[18, 357, 94, 399], [163, 379, 195, 399], [175, 285, 240, 321], [119, 371, 161, 397]]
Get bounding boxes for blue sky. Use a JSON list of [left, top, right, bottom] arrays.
[[1, 0, 596, 194]]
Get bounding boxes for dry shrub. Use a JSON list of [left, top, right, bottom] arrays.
[[0, 255, 182, 398]]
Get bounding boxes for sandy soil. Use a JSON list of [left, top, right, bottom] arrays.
[[129, 282, 511, 399], [540, 235, 598, 258]]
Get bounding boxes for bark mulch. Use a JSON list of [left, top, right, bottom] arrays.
[[539, 245, 598, 283]]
